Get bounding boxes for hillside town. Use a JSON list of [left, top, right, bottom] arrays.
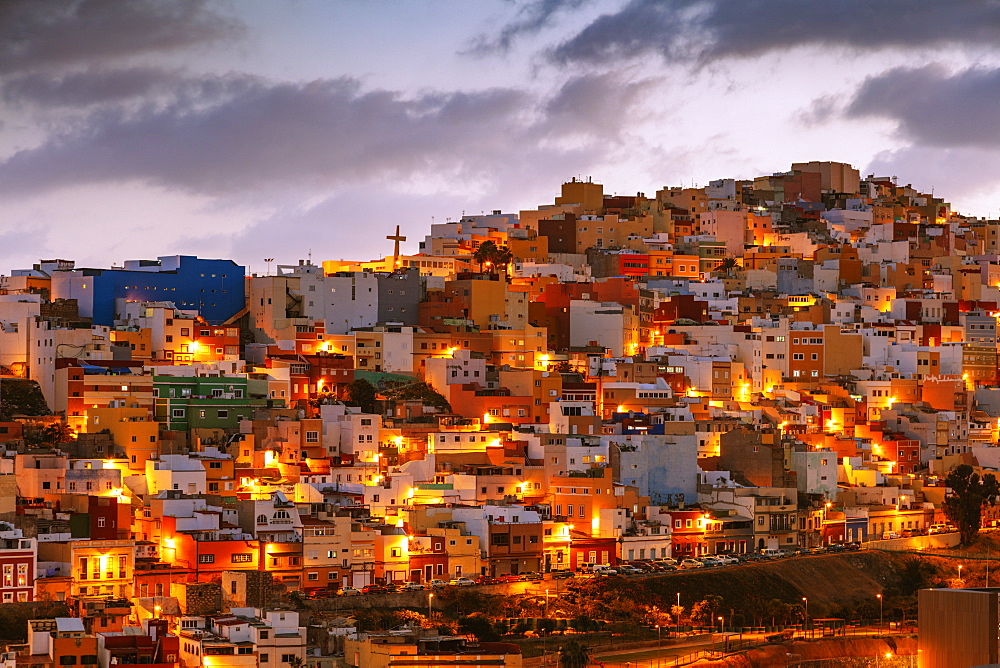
[[0, 160, 995, 666]]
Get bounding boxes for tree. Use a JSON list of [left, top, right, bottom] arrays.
[[558, 640, 591, 668], [458, 613, 500, 641], [346, 378, 378, 413], [943, 464, 1000, 544], [689, 595, 724, 626], [472, 240, 513, 275]]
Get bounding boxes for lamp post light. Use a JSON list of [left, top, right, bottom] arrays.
[[717, 616, 723, 633], [877, 594, 883, 633], [656, 624, 661, 647], [428, 592, 434, 619], [544, 588, 549, 618], [958, 564, 964, 582], [676, 592, 681, 636], [802, 597, 809, 636]]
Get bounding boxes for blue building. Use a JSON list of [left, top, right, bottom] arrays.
[[52, 255, 245, 326]]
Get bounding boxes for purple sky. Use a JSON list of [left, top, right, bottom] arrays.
[[2, 0, 999, 273]]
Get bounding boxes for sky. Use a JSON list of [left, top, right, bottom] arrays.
[[2, 0, 999, 274]]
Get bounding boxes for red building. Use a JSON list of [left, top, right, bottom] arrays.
[[568, 534, 618, 570], [0, 530, 36, 603], [407, 535, 448, 583], [98, 622, 179, 668], [664, 509, 707, 558]]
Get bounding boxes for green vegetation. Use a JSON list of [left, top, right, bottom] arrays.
[[346, 378, 378, 413], [472, 240, 513, 274], [0, 378, 51, 420], [943, 464, 1000, 545]]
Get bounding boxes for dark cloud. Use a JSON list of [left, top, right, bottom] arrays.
[[0, 0, 244, 73], [549, 0, 1000, 66], [544, 71, 657, 136], [845, 65, 1000, 148], [465, 0, 591, 56], [0, 70, 648, 197], [2, 67, 185, 108]]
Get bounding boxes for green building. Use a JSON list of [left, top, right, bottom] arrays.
[[153, 374, 271, 430]]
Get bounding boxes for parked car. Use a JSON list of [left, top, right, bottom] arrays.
[[550, 570, 574, 579], [498, 574, 520, 582], [617, 565, 644, 575], [402, 582, 427, 591], [428, 579, 449, 588], [361, 584, 387, 594], [678, 559, 703, 569], [339, 586, 362, 596], [519, 572, 544, 582], [476, 575, 501, 584], [715, 555, 739, 565], [699, 557, 723, 567], [450, 577, 476, 586]]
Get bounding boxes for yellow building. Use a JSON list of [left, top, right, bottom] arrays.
[[84, 405, 159, 474]]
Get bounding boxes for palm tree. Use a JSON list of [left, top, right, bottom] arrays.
[[472, 240, 498, 272], [558, 640, 591, 668], [472, 240, 514, 275]]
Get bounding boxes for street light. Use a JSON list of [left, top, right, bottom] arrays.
[[802, 597, 809, 635], [676, 593, 681, 636], [877, 594, 883, 633], [958, 564, 964, 582], [428, 592, 434, 619], [717, 616, 723, 633]]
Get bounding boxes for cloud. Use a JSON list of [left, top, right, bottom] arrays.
[[548, 0, 1000, 66], [0, 68, 655, 198], [2, 67, 187, 108], [544, 71, 659, 137], [465, 0, 591, 56], [0, 0, 244, 73], [845, 64, 1000, 148]]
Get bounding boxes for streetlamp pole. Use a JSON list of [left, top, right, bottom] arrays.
[[428, 592, 434, 619], [877, 594, 883, 634], [656, 624, 661, 647], [676, 592, 681, 637], [802, 597, 809, 637]]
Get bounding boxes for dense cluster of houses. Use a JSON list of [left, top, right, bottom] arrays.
[[0, 160, 996, 666]]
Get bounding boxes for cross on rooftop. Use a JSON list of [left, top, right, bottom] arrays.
[[387, 225, 407, 268]]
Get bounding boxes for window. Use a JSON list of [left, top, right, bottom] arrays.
[[172, 408, 185, 419], [199, 554, 215, 564], [231, 554, 252, 563], [305, 431, 319, 443], [282, 655, 297, 663], [217, 410, 228, 419]]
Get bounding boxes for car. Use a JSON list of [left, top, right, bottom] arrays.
[[428, 579, 448, 588], [593, 567, 618, 576], [617, 565, 644, 575], [550, 570, 574, 579], [339, 586, 362, 596], [361, 584, 387, 594], [476, 575, 501, 585], [715, 555, 739, 565], [450, 577, 476, 587], [519, 572, 544, 582], [498, 574, 520, 583], [402, 582, 427, 591], [678, 559, 703, 569], [699, 557, 722, 567], [657, 557, 678, 566], [657, 563, 678, 571], [882, 532, 900, 540]]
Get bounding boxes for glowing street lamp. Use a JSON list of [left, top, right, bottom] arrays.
[[877, 594, 883, 633]]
